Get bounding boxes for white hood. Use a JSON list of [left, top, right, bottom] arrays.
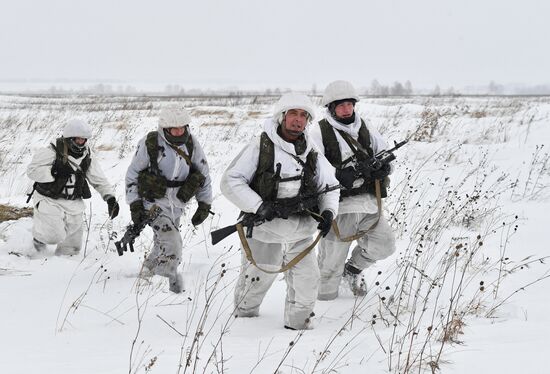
[[324, 109, 363, 138]]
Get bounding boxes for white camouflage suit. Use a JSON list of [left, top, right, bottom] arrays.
[[27, 120, 115, 255], [309, 110, 397, 300], [221, 96, 339, 329], [125, 119, 213, 279]]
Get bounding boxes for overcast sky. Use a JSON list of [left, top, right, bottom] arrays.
[[1, 0, 548, 90]]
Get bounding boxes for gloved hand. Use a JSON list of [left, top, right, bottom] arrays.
[[317, 210, 333, 237], [335, 166, 356, 189], [255, 201, 276, 221], [51, 159, 74, 178], [191, 201, 211, 226], [130, 200, 146, 226], [105, 195, 120, 219], [371, 163, 391, 180]]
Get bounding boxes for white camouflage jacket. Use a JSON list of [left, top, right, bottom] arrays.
[[26, 143, 115, 215], [125, 126, 213, 222], [308, 110, 390, 215], [221, 118, 339, 243]]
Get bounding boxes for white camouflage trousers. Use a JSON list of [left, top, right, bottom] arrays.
[[32, 199, 84, 255], [143, 214, 182, 278], [317, 212, 396, 300], [234, 236, 320, 330]]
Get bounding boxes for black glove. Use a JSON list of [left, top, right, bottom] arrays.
[[255, 201, 276, 221], [51, 159, 74, 178], [335, 167, 356, 189], [191, 201, 211, 226], [370, 163, 391, 180], [317, 210, 333, 237], [130, 200, 146, 226], [106, 196, 120, 219]]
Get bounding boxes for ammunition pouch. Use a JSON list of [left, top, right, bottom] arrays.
[[138, 170, 167, 200], [176, 170, 206, 203]]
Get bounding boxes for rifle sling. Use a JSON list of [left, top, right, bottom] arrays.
[[331, 179, 383, 242], [236, 224, 322, 274], [167, 143, 192, 166], [337, 130, 370, 158]]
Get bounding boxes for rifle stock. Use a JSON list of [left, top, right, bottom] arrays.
[[211, 224, 239, 245]]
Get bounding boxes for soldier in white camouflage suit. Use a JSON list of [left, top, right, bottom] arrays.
[[125, 106, 213, 293], [221, 93, 339, 329], [309, 80, 396, 300]]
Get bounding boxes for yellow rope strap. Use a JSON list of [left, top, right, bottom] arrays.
[[236, 223, 322, 274], [331, 179, 383, 242]]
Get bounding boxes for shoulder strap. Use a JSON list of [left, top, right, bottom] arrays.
[[318, 119, 342, 168], [184, 126, 194, 159], [300, 148, 318, 196], [258, 131, 274, 172], [51, 138, 68, 165], [357, 119, 373, 157], [145, 131, 160, 174]]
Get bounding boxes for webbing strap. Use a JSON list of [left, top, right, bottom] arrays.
[[167, 143, 192, 166], [331, 179, 383, 242], [236, 224, 322, 274]]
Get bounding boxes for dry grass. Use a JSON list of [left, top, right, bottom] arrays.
[[470, 111, 487, 118], [96, 144, 117, 152], [189, 109, 231, 116], [0, 204, 33, 222], [201, 121, 237, 127]]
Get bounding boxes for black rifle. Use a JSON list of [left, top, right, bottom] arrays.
[[354, 139, 408, 178], [211, 184, 340, 245], [115, 205, 162, 256]]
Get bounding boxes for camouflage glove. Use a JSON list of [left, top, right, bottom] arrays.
[[176, 170, 206, 203], [191, 202, 211, 226], [317, 210, 333, 237], [106, 195, 120, 219], [371, 163, 391, 180], [335, 166, 356, 189], [130, 200, 146, 226]]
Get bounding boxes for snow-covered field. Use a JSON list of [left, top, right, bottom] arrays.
[[0, 94, 548, 373]]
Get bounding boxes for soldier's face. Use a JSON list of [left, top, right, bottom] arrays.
[[74, 137, 87, 145], [334, 101, 355, 118], [282, 109, 309, 140], [167, 127, 186, 137]]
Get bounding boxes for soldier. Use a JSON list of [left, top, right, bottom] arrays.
[[27, 118, 119, 255], [221, 93, 339, 330], [309, 80, 397, 300], [125, 106, 212, 293]]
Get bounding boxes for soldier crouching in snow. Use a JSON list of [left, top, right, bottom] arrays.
[[125, 106, 213, 293], [27, 118, 120, 255], [220, 93, 339, 330]]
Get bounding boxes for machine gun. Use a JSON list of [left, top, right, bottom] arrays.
[[114, 205, 162, 256], [354, 139, 408, 179], [210, 184, 340, 245]]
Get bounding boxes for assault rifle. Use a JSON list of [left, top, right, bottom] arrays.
[[211, 184, 341, 245], [354, 139, 408, 178], [115, 205, 162, 256]]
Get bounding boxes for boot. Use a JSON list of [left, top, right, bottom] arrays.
[[342, 263, 367, 297], [168, 273, 184, 294]]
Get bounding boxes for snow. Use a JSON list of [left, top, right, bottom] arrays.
[[0, 94, 548, 373]]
